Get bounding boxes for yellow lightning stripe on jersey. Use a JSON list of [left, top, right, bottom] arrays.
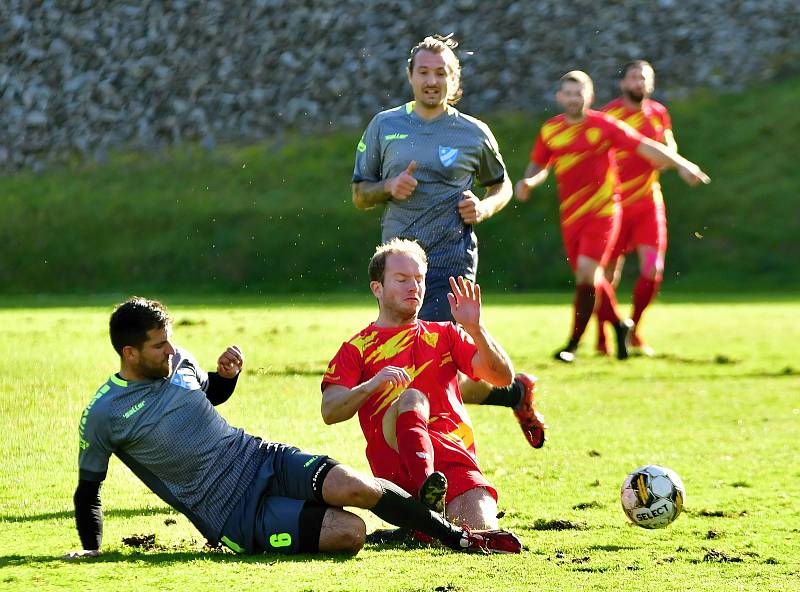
[[561, 172, 616, 227], [605, 106, 626, 120], [558, 183, 595, 216], [440, 352, 453, 367], [438, 421, 475, 451], [364, 328, 415, 364], [369, 360, 433, 419], [553, 151, 590, 177], [547, 124, 582, 150], [349, 332, 379, 356], [619, 172, 659, 208], [624, 111, 646, 130]]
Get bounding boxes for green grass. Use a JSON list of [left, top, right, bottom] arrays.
[[1, 295, 798, 590], [1, 76, 799, 294]]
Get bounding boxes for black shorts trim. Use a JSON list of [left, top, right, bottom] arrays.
[[310, 457, 339, 503], [298, 501, 328, 553]]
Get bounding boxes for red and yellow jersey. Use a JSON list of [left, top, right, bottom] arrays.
[[602, 98, 672, 212], [531, 110, 643, 231], [322, 320, 481, 463]]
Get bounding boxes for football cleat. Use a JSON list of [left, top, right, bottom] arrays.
[[614, 319, 634, 360], [630, 333, 655, 357], [512, 373, 547, 449], [459, 528, 522, 554], [553, 347, 576, 363], [364, 528, 411, 545], [418, 471, 448, 515]]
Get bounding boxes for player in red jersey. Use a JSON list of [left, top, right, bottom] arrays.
[[321, 239, 537, 532], [515, 71, 709, 363], [595, 61, 675, 357]]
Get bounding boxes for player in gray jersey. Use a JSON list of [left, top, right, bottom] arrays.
[[351, 34, 546, 450], [65, 297, 522, 558]]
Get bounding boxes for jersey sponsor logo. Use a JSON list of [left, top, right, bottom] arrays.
[[384, 133, 409, 141], [123, 400, 146, 419], [438, 146, 459, 167], [303, 455, 320, 468], [357, 135, 366, 153]]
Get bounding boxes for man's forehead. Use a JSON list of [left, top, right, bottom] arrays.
[[625, 65, 653, 79], [386, 252, 426, 273], [145, 326, 170, 342], [413, 50, 452, 71]]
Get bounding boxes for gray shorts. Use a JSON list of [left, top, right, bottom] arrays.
[[220, 442, 338, 554]]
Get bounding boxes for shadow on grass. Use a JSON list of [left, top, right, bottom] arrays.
[[0, 549, 357, 569], [0, 506, 177, 523]]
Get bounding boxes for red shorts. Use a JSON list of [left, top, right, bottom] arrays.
[[561, 208, 621, 271], [610, 198, 667, 260], [365, 428, 497, 503]]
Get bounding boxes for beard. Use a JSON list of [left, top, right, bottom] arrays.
[[137, 356, 172, 379], [623, 89, 645, 103]]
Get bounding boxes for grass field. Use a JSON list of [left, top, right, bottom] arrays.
[[1, 294, 798, 591]]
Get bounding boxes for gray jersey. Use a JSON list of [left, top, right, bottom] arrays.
[[353, 102, 506, 277], [78, 348, 267, 543]]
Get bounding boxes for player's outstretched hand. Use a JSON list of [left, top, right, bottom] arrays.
[[677, 161, 710, 186], [447, 276, 481, 332], [458, 191, 487, 224], [217, 345, 244, 379], [62, 549, 101, 560], [514, 179, 533, 202], [367, 366, 412, 392], [385, 161, 418, 200]]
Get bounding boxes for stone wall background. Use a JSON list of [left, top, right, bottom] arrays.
[[2, 0, 798, 171]]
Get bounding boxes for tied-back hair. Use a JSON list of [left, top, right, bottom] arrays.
[[369, 238, 428, 283], [407, 33, 463, 105]]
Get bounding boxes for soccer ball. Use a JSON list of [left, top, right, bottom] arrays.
[[620, 464, 685, 529]]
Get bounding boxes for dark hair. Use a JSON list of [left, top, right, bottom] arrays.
[[368, 238, 428, 283], [621, 60, 654, 78], [407, 34, 463, 105], [109, 297, 172, 355]]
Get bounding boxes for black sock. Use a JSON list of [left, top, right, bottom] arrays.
[[482, 377, 524, 408], [370, 478, 464, 550]]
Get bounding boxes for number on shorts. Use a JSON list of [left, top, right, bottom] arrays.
[[269, 532, 292, 548]]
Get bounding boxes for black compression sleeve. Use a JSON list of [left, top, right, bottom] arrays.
[[205, 372, 239, 405], [74, 480, 103, 550]]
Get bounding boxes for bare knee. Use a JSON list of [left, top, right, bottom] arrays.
[[321, 464, 382, 509], [318, 508, 366, 555], [397, 388, 429, 415]]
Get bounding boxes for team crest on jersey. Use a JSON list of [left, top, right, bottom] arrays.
[[421, 332, 439, 348], [585, 128, 601, 145], [438, 146, 459, 167]]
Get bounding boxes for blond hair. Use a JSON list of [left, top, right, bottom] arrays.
[[559, 70, 594, 95], [368, 238, 428, 283]]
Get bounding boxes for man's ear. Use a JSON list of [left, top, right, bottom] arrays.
[[370, 280, 383, 300], [121, 345, 139, 364]]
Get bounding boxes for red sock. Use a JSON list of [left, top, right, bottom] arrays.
[[395, 410, 435, 492], [632, 276, 660, 326], [596, 279, 621, 325], [596, 297, 612, 347], [570, 284, 596, 343]]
